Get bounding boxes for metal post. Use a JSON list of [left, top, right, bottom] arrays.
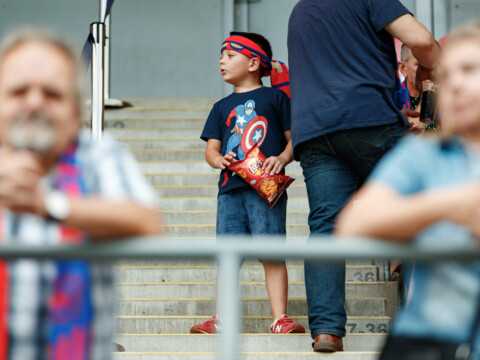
[[223, 0, 235, 97], [415, 0, 434, 35], [99, 0, 124, 108], [91, 22, 105, 142], [104, 16, 111, 100], [100, 0, 110, 100], [218, 249, 241, 360], [235, 0, 249, 32]]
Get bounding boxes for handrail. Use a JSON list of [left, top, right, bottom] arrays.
[[0, 237, 479, 261], [0, 236, 479, 360], [90, 22, 105, 142], [100, 0, 112, 101], [99, 0, 123, 107], [223, 0, 235, 97]]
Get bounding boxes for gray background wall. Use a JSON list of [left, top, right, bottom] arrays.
[[0, 0, 479, 99]]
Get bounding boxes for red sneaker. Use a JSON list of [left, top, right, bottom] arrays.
[[270, 315, 306, 334], [190, 315, 222, 334]]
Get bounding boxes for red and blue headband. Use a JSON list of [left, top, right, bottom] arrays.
[[222, 35, 272, 73], [221, 35, 290, 97]]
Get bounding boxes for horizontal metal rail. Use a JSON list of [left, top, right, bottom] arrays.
[[0, 236, 479, 261], [0, 236, 479, 360]]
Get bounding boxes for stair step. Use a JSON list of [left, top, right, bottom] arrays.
[[121, 138, 205, 150], [163, 224, 310, 237], [115, 265, 379, 283], [132, 149, 205, 162], [107, 129, 204, 139], [117, 98, 218, 108], [102, 118, 206, 129], [145, 173, 306, 186], [116, 259, 377, 267], [137, 161, 302, 173], [116, 315, 390, 334], [113, 333, 387, 352], [153, 185, 307, 198], [104, 109, 210, 120], [162, 210, 309, 224], [115, 282, 397, 303], [113, 352, 380, 360], [117, 298, 389, 317], [158, 197, 308, 211]]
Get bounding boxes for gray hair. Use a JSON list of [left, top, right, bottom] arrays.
[[0, 27, 85, 113], [400, 44, 411, 63]]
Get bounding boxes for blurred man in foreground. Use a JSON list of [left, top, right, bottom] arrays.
[[0, 28, 161, 360]]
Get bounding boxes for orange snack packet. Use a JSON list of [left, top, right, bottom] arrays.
[[228, 144, 294, 208]]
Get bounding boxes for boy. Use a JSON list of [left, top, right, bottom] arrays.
[[191, 32, 304, 334]]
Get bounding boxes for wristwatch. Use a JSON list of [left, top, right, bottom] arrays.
[[43, 191, 71, 221]]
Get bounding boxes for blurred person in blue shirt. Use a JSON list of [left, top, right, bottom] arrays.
[[337, 22, 480, 360]]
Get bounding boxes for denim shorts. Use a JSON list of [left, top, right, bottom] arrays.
[[216, 186, 287, 237]]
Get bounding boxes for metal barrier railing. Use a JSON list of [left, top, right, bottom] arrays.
[[1, 236, 479, 360], [90, 22, 105, 142], [86, 0, 123, 142]]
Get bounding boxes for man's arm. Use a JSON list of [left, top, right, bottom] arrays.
[[336, 181, 480, 241], [0, 150, 163, 240], [384, 14, 439, 70], [46, 198, 163, 240]]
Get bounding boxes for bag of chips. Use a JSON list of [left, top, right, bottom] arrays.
[[228, 144, 294, 208]]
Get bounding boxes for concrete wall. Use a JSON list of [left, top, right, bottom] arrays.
[[0, 0, 479, 99], [111, 0, 225, 99]]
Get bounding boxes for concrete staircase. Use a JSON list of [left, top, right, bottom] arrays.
[[101, 99, 398, 359]]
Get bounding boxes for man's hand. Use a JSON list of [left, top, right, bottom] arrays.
[[263, 155, 288, 175], [402, 108, 425, 135], [415, 65, 436, 93], [214, 152, 237, 170], [409, 121, 425, 135], [0, 150, 44, 214]]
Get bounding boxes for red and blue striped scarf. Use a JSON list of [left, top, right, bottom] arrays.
[[0, 142, 93, 360]]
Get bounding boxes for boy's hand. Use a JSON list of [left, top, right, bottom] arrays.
[[263, 155, 288, 175], [214, 152, 237, 170]]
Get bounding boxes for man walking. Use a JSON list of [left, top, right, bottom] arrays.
[[287, 0, 439, 352]]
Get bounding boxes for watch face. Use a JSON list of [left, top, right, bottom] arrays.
[[45, 191, 70, 220]]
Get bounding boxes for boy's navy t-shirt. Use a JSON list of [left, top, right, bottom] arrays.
[[288, 0, 411, 158], [201, 86, 290, 196]]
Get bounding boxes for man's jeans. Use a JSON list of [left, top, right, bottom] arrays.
[[297, 122, 406, 339]]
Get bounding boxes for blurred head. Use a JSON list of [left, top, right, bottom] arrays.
[[439, 22, 480, 138], [399, 45, 419, 94], [0, 28, 83, 158]]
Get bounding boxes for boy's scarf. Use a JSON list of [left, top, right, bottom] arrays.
[[0, 142, 93, 360], [222, 35, 291, 97]]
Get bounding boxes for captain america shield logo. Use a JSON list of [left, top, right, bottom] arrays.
[[241, 116, 268, 153]]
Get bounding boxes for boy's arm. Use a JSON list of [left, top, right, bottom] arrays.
[[205, 139, 236, 170], [262, 130, 294, 175]]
